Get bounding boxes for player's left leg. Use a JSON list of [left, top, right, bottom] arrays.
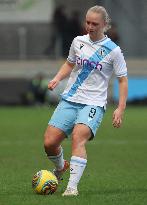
[[62, 123, 91, 196], [62, 105, 104, 196]]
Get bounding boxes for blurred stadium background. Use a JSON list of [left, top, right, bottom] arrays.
[[0, 0, 147, 106]]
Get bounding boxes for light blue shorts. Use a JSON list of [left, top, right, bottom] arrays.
[[48, 100, 105, 139]]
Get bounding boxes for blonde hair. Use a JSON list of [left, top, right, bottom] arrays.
[[87, 5, 111, 32]]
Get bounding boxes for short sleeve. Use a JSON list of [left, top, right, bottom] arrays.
[[113, 47, 127, 77], [67, 38, 76, 64]]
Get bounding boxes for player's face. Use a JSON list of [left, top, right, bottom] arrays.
[[85, 11, 106, 41]]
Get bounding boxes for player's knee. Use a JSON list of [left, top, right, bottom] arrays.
[[72, 130, 90, 151], [44, 133, 56, 151], [72, 132, 86, 147]]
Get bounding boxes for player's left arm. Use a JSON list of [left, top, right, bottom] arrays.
[[112, 76, 128, 128]]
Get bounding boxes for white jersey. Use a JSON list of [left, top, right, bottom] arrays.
[[62, 34, 127, 107]]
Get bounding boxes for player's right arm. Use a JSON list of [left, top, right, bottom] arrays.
[[48, 60, 75, 90]]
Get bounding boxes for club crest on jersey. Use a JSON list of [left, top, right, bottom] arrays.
[[98, 48, 106, 57], [80, 44, 84, 49]]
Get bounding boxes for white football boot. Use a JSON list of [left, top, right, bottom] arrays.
[[62, 187, 79, 196]]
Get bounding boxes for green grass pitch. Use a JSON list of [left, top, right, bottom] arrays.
[[0, 105, 147, 205]]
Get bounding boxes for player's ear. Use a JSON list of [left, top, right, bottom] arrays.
[[103, 20, 107, 28]]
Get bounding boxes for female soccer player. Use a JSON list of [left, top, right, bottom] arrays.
[[44, 5, 128, 196]]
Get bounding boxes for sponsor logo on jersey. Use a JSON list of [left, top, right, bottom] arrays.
[[76, 57, 102, 71]]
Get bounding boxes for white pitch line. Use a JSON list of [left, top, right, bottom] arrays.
[[0, 139, 147, 146]]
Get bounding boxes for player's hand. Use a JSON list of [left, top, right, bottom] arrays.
[[112, 108, 124, 128], [48, 78, 60, 90]]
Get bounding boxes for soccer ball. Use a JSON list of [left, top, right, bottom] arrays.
[[32, 170, 58, 195]]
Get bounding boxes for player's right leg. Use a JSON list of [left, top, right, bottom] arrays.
[[44, 99, 77, 180], [44, 125, 65, 156], [44, 125, 69, 180]]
